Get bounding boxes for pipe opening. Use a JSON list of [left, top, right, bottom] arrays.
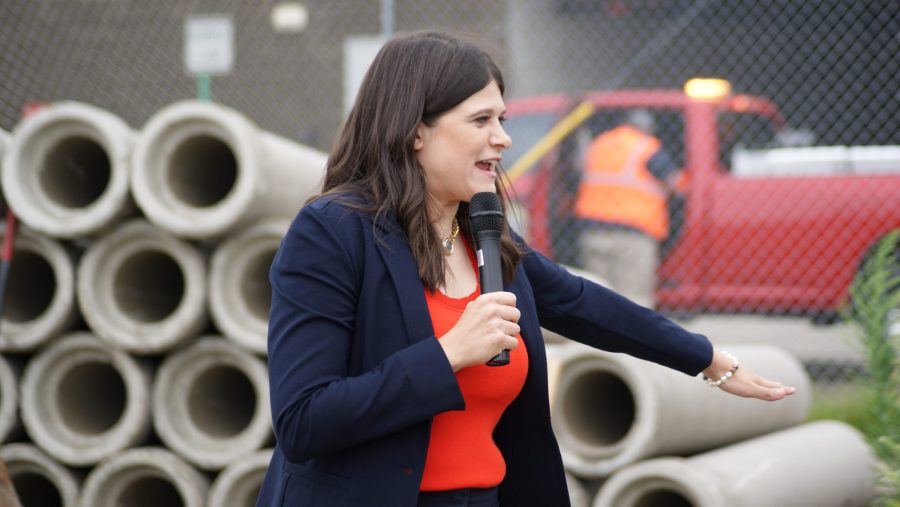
[[3, 250, 55, 323], [168, 135, 237, 208], [241, 249, 276, 320], [11, 472, 63, 507], [117, 475, 184, 507], [563, 370, 635, 447], [114, 250, 184, 322], [40, 136, 111, 209], [631, 489, 694, 507], [188, 365, 256, 438], [58, 361, 126, 435]]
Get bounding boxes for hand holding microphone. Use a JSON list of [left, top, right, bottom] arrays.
[[439, 292, 520, 371], [469, 192, 512, 366], [438, 192, 518, 370]]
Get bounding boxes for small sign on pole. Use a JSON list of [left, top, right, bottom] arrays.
[[185, 15, 234, 75], [185, 15, 234, 100]]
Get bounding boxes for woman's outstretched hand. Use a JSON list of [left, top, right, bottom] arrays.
[[702, 349, 796, 401]]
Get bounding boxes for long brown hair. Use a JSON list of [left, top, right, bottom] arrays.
[[314, 30, 522, 289]]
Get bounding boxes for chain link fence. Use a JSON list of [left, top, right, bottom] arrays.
[[0, 0, 895, 386], [0, 0, 506, 149], [498, 0, 899, 388], [0, 1, 897, 503]]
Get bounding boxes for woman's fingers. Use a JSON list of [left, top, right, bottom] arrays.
[[498, 304, 521, 323], [472, 292, 521, 339], [748, 371, 796, 398], [479, 291, 517, 308], [720, 369, 795, 400], [441, 291, 523, 370], [475, 292, 520, 323]]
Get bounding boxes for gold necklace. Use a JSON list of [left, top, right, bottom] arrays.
[[441, 218, 459, 257]]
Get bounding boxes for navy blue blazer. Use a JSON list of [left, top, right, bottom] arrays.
[[256, 195, 712, 507]]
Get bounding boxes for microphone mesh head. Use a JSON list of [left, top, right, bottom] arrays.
[[469, 192, 505, 233]]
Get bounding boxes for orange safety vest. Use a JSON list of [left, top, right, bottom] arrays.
[[574, 125, 669, 240]]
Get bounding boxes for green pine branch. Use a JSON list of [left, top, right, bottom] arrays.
[[848, 229, 900, 505]]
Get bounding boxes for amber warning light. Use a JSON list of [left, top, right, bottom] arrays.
[[684, 78, 732, 100]]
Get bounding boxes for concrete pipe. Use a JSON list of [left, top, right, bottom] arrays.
[[77, 219, 206, 353], [593, 420, 876, 507], [542, 265, 612, 344], [153, 337, 272, 470], [209, 220, 288, 355], [0, 354, 22, 443], [1, 102, 135, 238], [0, 443, 80, 507], [550, 343, 811, 478], [566, 470, 590, 507], [131, 100, 327, 239], [20, 332, 151, 466], [0, 226, 78, 352], [207, 448, 273, 507], [79, 447, 209, 507]]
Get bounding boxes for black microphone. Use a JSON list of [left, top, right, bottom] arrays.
[[469, 192, 509, 366]]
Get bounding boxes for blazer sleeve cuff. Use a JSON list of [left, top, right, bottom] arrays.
[[397, 337, 465, 413]]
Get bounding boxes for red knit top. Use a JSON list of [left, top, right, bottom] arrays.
[[419, 241, 529, 491]]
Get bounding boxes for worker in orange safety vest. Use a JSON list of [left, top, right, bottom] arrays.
[[573, 109, 683, 307]]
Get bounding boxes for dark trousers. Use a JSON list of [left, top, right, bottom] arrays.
[[417, 487, 500, 507]]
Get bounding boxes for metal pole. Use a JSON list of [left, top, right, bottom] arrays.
[[197, 74, 212, 101], [607, 0, 709, 90]]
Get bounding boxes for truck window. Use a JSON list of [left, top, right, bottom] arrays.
[[718, 111, 777, 171], [582, 109, 685, 168], [653, 111, 685, 169]]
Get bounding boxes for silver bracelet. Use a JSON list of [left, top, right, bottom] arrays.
[[702, 350, 740, 387]]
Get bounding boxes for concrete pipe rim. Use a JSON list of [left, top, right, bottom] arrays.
[[20, 333, 150, 466], [209, 222, 287, 355], [0, 228, 76, 352], [0, 355, 19, 443], [77, 220, 206, 353], [153, 338, 271, 469], [132, 100, 257, 238], [1, 102, 133, 238], [1, 443, 81, 507], [207, 449, 274, 507], [80, 447, 208, 507], [553, 353, 657, 475], [593, 458, 721, 507]]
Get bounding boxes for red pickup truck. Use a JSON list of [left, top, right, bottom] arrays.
[[504, 87, 900, 319]]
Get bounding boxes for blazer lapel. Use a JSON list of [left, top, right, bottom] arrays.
[[372, 215, 436, 346]]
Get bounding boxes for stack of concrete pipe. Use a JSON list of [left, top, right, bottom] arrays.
[[0, 100, 879, 506], [545, 341, 878, 505], [0, 100, 327, 506], [546, 342, 814, 477]]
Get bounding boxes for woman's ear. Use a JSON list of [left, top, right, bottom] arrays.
[[414, 123, 426, 151]]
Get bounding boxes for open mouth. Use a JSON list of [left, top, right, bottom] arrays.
[[475, 160, 497, 175]]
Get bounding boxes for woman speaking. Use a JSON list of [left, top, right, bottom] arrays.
[[256, 30, 794, 507]]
